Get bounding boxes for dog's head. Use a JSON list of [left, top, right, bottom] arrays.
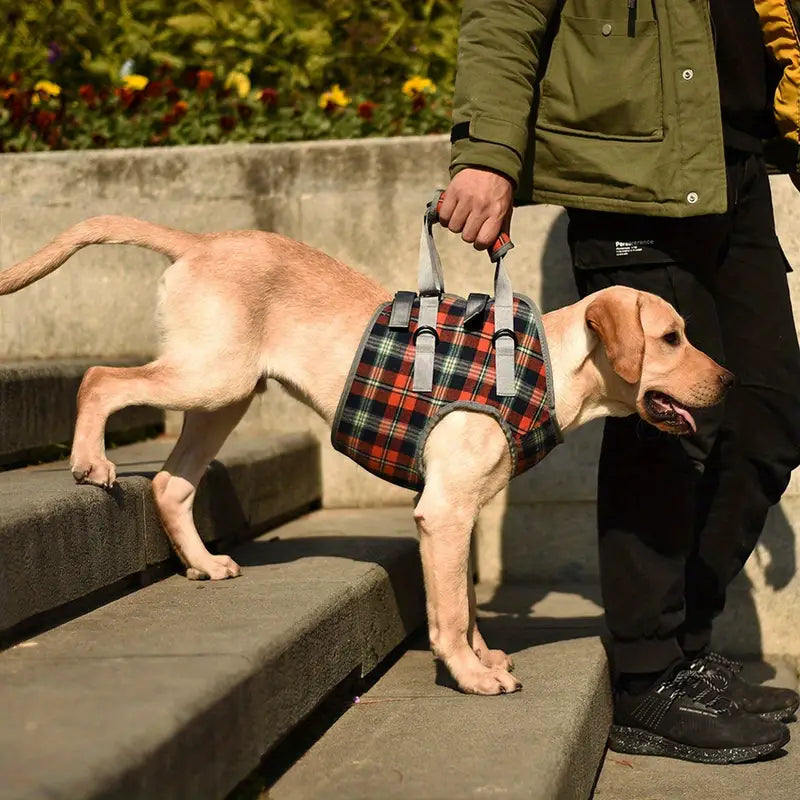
[[585, 286, 733, 434]]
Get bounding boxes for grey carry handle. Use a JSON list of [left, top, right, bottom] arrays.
[[413, 189, 517, 396]]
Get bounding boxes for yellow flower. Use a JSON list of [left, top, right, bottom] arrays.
[[33, 79, 61, 97], [225, 70, 251, 99], [318, 84, 351, 109], [402, 76, 436, 97], [123, 74, 149, 91]]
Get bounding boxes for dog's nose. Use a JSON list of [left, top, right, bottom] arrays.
[[719, 370, 735, 391]]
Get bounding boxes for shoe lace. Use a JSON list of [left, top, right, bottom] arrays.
[[702, 651, 743, 673], [656, 668, 735, 713]]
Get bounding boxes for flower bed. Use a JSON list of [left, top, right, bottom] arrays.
[[0, 67, 451, 152]]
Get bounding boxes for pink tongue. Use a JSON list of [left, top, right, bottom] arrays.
[[672, 404, 697, 433]]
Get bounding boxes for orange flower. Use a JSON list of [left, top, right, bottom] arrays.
[[196, 70, 214, 91]]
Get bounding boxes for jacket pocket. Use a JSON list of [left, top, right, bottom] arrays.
[[538, 15, 664, 141]]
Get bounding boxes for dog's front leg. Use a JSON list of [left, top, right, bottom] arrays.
[[415, 412, 519, 695], [468, 579, 514, 672]]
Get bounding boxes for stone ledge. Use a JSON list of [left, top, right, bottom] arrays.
[[271, 583, 611, 800], [0, 431, 321, 637], [0, 508, 424, 800]]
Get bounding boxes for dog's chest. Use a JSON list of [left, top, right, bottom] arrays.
[[331, 294, 562, 490]]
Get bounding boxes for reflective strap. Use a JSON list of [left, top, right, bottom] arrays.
[[388, 290, 416, 330], [493, 256, 516, 397], [413, 294, 438, 392], [413, 204, 444, 392]]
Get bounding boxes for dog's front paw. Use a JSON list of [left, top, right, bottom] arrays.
[[70, 457, 117, 489], [476, 648, 514, 672], [460, 666, 522, 696], [443, 647, 522, 695], [186, 554, 242, 581]]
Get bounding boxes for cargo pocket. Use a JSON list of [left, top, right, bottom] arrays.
[[538, 15, 664, 141]]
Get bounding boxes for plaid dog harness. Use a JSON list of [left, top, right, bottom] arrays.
[[332, 192, 562, 491]]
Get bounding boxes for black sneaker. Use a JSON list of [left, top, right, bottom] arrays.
[[690, 651, 800, 722], [610, 668, 790, 763]]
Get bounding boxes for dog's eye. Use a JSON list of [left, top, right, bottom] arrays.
[[662, 331, 680, 346]]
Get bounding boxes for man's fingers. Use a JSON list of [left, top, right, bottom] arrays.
[[474, 216, 503, 250], [437, 191, 457, 227], [446, 201, 470, 236], [461, 210, 490, 245]]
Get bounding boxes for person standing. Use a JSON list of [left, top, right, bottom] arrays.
[[441, 0, 800, 763]]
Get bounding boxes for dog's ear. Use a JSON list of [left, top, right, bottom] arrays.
[[585, 291, 644, 384]]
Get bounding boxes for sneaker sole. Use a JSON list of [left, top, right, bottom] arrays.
[[609, 724, 790, 764], [759, 699, 799, 723]]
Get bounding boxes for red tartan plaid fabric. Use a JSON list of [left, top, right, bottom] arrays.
[[331, 293, 562, 491]]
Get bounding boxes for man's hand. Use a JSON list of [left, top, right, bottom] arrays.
[[438, 168, 514, 251]]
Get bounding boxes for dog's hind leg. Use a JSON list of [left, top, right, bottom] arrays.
[[414, 410, 518, 695], [69, 358, 259, 487], [151, 397, 254, 580]]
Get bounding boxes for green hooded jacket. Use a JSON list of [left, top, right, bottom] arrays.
[[450, 0, 800, 217]]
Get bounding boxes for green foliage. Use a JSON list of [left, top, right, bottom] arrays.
[[0, 0, 460, 96], [0, 70, 452, 152]]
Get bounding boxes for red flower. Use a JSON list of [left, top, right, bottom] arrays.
[[258, 87, 278, 108], [411, 94, 426, 112], [8, 71, 22, 85], [237, 103, 252, 121], [114, 86, 136, 109], [219, 115, 236, 131], [78, 84, 96, 104], [196, 70, 214, 91], [35, 109, 56, 129], [144, 80, 164, 99], [357, 101, 378, 120]]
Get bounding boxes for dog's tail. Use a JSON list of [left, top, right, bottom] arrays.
[[0, 215, 200, 296]]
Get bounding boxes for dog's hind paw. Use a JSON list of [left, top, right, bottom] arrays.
[[70, 457, 117, 489], [186, 554, 242, 581]]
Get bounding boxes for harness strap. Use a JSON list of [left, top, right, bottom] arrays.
[[413, 189, 517, 396], [492, 255, 516, 397], [413, 198, 445, 391], [388, 290, 416, 330]]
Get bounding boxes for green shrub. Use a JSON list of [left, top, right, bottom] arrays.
[[0, 0, 460, 96]]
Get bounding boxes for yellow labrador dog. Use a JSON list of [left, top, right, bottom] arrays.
[[0, 214, 732, 695]]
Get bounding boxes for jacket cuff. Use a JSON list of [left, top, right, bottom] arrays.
[[449, 113, 527, 185], [450, 139, 522, 186]]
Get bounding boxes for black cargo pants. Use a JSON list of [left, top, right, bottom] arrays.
[[568, 150, 800, 675]]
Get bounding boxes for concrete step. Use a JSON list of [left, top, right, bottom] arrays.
[[593, 658, 800, 799], [0, 507, 425, 800], [0, 432, 321, 641], [267, 584, 611, 800], [0, 357, 163, 466]]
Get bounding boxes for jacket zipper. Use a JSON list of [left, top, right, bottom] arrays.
[[627, 0, 637, 37]]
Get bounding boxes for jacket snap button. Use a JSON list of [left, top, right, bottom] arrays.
[[682, 69, 694, 81], [687, 192, 699, 204], [601, 23, 612, 36]]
